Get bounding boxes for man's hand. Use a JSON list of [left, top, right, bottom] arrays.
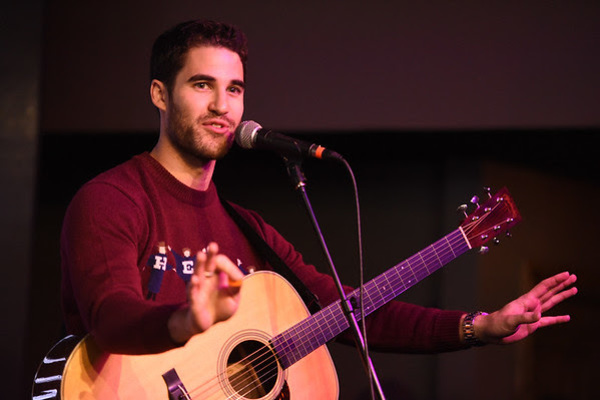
[[168, 242, 245, 345], [473, 271, 578, 345]]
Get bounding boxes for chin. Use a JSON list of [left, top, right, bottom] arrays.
[[194, 143, 233, 162]]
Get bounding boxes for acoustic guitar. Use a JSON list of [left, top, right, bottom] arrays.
[[32, 187, 520, 399]]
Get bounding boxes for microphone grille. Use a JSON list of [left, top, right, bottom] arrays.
[[235, 120, 262, 149]]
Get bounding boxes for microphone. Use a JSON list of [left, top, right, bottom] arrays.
[[235, 120, 343, 160]]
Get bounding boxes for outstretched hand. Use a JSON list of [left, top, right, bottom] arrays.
[[475, 271, 578, 345], [168, 242, 245, 345], [187, 242, 245, 333]]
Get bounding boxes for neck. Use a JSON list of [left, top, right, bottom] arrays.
[[150, 139, 215, 191]]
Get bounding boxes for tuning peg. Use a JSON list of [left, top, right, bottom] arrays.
[[479, 246, 489, 254], [470, 195, 480, 208], [505, 231, 512, 238], [457, 204, 468, 218], [484, 186, 492, 198], [493, 237, 501, 245]]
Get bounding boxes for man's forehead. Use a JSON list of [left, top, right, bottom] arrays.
[[180, 45, 244, 79]]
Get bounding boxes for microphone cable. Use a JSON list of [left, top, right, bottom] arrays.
[[335, 156, 376, 400]]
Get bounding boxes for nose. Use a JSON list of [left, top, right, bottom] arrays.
[[208, 89, 228, 115]]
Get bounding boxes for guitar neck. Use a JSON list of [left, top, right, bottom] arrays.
[[272, 228, 470, 368]]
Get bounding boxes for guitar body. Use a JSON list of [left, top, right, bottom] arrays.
[[40, 272, 338, 399]]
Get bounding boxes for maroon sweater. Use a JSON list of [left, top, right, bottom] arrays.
[[61, 152, 466, 355]]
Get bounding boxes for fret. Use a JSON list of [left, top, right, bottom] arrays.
[[375, 275, 391, 306], [412, 254, 431, 281], [322, 308, 336, 338], [383, 272, 397, 301], [365, 278, 382, 309], [394, 262, 410, 294], [429, 245, 443, 270], [364, 282, 376, 311], [416, 251, 428, 276], [444, 234, 457, 258]]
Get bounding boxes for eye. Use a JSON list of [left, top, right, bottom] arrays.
[[193, 82, 210, 90], [228, 85, 244, 95]]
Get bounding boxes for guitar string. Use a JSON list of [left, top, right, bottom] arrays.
[[183, 231, 470, 399], [185, 199, 510, 398], [195, 233, 482, 399], [186, 227, 484, 399], [231, 234, 468, 399], [189, 220, 498, 399]]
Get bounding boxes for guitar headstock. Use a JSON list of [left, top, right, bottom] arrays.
[[459, 187, 521, 251]]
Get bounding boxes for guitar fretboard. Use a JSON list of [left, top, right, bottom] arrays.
[[271, 228, 471, 369]]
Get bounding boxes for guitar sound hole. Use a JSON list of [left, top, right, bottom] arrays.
[[226, 340, 279, 399]]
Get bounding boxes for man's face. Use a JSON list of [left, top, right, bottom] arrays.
[[164, 46, 245, 162]]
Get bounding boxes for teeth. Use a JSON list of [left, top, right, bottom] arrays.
[[211, 123, 223, 128]]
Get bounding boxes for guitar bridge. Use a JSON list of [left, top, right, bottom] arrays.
[[162, 369, 191, 400]]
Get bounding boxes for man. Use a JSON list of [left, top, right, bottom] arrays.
[[61, 18, 577, 386]]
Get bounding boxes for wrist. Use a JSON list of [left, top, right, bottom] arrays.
[[168, 306, 194, 346], [462, 311, 488, 347]]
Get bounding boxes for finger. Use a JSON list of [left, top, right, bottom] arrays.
[[496, 312, 533, 337], [507, 310, 541, 331], [538, 314, 571, 328], [541, 286, 578, 313], [194, 242, 220, 279], [193, 252, 218, 283], [506, 295, 541, 322], [217, 272, 243, 289], [193, 250, 208, 279], [528, 271, 573, 301], [539, 273, 577, 304], [192, 243, 244, 285], [212, 254, 244, 278], [538, 273, 577, 307], [203, 242, 220, 275]]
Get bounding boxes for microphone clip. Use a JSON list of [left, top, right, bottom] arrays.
[[283, 157, 307, 191]]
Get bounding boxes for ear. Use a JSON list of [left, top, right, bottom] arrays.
[[150, 79, 168, 112]]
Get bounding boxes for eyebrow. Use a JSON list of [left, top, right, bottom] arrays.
[[187, 74, 245, 89]]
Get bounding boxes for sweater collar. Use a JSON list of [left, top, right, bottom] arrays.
[[137, 152, 217, 207]]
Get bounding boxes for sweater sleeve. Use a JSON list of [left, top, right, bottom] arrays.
[[236, 206, 468, 354], [61, 181, 180, 354]]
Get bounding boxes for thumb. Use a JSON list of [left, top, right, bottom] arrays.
[[506, 304, 541, 327], [520, 310, 542, 324]]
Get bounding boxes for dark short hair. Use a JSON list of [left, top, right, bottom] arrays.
[[150, 20, 248, 92]]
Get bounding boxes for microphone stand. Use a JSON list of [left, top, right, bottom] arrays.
[[284, 157, 386, 400]]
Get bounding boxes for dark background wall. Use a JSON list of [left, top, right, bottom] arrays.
[[41, 1, 600, 132], [3, 1, 599, 399]]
